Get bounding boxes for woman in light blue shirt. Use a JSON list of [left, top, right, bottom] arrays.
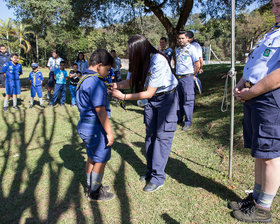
[[111, 34, 178, 193], [74, 52, 89, 73]]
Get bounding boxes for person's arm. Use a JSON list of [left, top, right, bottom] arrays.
[[198, 57, 204, 74], [194, 61, 200, 75], [110, 86, 157, 100], [69, 71, 74, 78], [238, 68, 280, 101], [111, 79, 131, 89], [95, 106, 114, 146]]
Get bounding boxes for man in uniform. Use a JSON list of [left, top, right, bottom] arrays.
[[0, 45, 11, 88], [185, 31, 204, 74], [175, 31, 200, 131], [159, 37, 173, 61]]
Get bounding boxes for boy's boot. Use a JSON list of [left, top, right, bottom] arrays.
[[88, 185, 114, 201]]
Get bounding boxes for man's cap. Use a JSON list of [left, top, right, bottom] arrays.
[[31, 63, 38, 68]]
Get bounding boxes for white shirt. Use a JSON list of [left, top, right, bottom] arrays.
[[176, 44, 199, 75], [47, 57, 63, 72]]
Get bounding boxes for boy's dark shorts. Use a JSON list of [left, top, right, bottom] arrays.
[[48, 71, 55, 88], [243, 88, 280, 159], [77, 122, 111, 163]]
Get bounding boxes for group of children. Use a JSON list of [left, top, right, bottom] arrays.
[[1, 49, 122, 111]]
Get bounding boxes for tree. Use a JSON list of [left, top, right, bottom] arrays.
[[5, 0, 271, 51], [13, 22, 35, 57], [0, 18, 15, 53]]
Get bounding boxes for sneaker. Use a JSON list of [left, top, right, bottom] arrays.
[[229, 193, 254, 211], [182, 124, 191, 131], [13, 106, 20, 110], [29, 105, 33, 108], [39, 104, 45, 108], [232, 203, 272, 223], [3, 107, 8, 112], [143, 181, 163, 192], [88, 185, 115, 201]]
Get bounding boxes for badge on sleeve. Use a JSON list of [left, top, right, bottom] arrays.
[[263, 49, 271, 57]]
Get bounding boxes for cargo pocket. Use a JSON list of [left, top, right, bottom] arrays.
[[78, 128, 101, 148], [256, 124, 280, 151], [164, 114, 177, 132]]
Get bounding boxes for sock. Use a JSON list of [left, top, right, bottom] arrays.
[[256, 190, 276, 208], [252, 182, 261, 200], [3, 99, 8, 107], [86, 173, 91, 187], [39, 98, 43, 105], [30, 98, 34, 105], [90, 172, 104, 192], [13, 98, 17, 107]]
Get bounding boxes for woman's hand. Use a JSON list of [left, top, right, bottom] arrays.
[[109, 88, 125, 100]]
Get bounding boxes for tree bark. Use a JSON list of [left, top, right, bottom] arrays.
[[36, 33, 39, 63], [143, 0, 193, 50]]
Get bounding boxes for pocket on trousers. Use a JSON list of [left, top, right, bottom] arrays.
[[164, 114, 177, 132], [78, 128, 101, 148], [257, 124, 280, 150]]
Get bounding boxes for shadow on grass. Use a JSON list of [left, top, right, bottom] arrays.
[[132, 141, 239, 202], [0, 105, 104, 223]]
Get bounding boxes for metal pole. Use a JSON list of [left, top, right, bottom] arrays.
[[229, 0, 236, 179]]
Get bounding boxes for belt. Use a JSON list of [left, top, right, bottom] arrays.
[[176, 74, 193, 79], [80, 118, 100, 125], [244, 81, 254, 88], [154, 88, 176, 97]]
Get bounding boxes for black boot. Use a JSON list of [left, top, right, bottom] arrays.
[[88, 185, 115, 201]]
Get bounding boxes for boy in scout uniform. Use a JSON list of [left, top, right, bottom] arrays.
[[1, 53, 22, 111]]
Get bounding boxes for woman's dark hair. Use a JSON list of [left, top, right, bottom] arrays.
[[128, 34, 170, 92], [77, 52, 85, 62], [89, 49, 114, 67]]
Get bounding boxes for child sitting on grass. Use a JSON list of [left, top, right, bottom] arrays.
[[76, 49, 115, 201], [28, 63, 45, 108]]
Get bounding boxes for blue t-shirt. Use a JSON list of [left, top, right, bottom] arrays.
[[0, 52, 11, 71], [1, 61, 23, 81], [28, 71, 44, 86], [54, 69, 68, 84], [76, 69, 111, 120]]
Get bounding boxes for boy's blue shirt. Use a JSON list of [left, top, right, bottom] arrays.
[[76, 69, 111, 119], [1, 61, 22, 81], [28, 71, 44, 86], [54, 68, 68, 84]]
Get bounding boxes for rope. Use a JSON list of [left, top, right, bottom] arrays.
[[221, 68, 236, 112]]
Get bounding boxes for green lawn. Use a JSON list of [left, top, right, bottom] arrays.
[[0, 65, 279, 223]]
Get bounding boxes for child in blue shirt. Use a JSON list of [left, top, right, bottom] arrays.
[[1, 53, 22, 111], [49, 61, 68, 106], [29, 63, 45, 108], [76, 49, 115, 201]]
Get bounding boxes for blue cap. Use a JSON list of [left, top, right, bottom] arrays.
[[31, 63, 38, 68]]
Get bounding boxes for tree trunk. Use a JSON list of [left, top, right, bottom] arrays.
[[6, 33, 10, 53], [143, 0, 194, 60], [36, 33, 39, 63]]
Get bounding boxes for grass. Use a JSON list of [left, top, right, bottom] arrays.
[[0, 65, 279, 223]]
